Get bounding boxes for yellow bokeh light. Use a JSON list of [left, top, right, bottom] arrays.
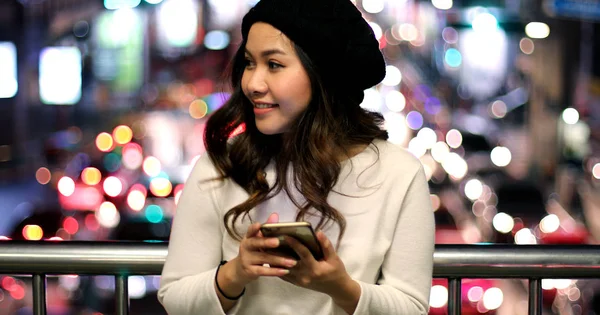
[[23, 225, 43, 241], [189, 99, 208, 119], [143, 156, 162, 177], [96, 132, 114, 152], [150, 177, 173, 197], [36, 167, 51, 185], [81, 167, 102, 186], [112, 125, 133, 145]]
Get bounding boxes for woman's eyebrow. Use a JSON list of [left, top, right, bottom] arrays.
[[245, 48, 287, 58]]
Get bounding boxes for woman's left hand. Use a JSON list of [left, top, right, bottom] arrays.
[[280, 231, 357, 297]]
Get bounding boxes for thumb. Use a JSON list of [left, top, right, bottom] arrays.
[[266, 212, 279, 224]]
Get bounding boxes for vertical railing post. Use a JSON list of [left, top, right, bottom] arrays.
[[528, 278, 542, 315], [115, 275, 129, 315], [447, 278, 461, 315], [32, 274, 47, 315]]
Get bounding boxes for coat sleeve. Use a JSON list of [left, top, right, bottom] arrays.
[[158, 154, 229, 315], [353, 164, 435, 314]]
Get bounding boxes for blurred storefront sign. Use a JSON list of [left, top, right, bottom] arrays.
[[547, 0, 600, 21]]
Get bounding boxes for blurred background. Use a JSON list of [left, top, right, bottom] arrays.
[[0, 0, 599, 314]]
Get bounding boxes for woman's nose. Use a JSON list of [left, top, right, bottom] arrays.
[[246, 71, 268, 96]]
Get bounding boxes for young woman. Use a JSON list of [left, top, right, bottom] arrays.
[[158, 0, 435, 314]]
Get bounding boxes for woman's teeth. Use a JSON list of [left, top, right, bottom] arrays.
[[255, 103, 278, 108]]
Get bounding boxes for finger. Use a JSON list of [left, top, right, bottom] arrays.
[[284, 236, 316, 263], [249, 251, 298, 269], [245, 222, 262, 238], [248, 265, 290, 277], [266, 212, 279, 223], [316, 231, 335, 260], [244, 236, 280, 251]]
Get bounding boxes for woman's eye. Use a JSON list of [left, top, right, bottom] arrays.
[[269, 62, 283, 69], [244, 59, 255, 68]]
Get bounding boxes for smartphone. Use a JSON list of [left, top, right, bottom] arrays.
[[260, 222, 324, 260]]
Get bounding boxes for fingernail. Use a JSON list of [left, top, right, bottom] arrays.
[[285, 259, 297, 267], [270, 238, 279, 247], [280, 269, 290, 275]]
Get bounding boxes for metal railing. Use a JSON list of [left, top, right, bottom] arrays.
[[1, 242, 600, 315]]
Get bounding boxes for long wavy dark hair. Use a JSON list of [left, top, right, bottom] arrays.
[[204, 37, 388, 242]]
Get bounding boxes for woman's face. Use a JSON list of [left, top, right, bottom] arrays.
[[242, 22, 312, 135]]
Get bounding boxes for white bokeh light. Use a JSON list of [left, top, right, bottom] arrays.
[[429, 285, 448, 308], [416, 128, 438, 149], [562, 108, 579, 125], [482, 287, 503, 310], [464, 179, 484, 201], [385, 90, 406, 112], [382, 65, 402, 86], [491, 146, 512, 167], [96, 201, 121, 228], [539, 214, 560, 233], [492, 212, 514, 234], [431, 0, 452, 10], [362, 0, 385, 13], [431, 142, 450, 163], [515, 228, 538, 244]]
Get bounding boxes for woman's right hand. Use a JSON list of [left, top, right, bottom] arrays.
[[233, 213, 298, 284]]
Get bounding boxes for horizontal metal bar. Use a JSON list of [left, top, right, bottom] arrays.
[[0, 241, 167, 275], [1, 242, 600, 278], [434, 244, 600, 278]]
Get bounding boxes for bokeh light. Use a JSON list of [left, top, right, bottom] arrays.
[[123, 142, 144, 169], [464, 179, 484, 201], [444, 48, 462, 68], [491, 146, 512, 167], [96, 132, 114, 152], [113, 125, 133, 145], [385, 90, 406, 112], [22, 225, 43, 240], [127, 189, 146, 211], [525, 22, 550, 39], [492, 212, 514, 234], [429, 285, 448, 308], [145, 205, 164, 223], [81, 167, 102, 186], [150, 177, 173, 197], [406, 111, 424, 130], [519, 37, 534, 54], [482, 287, 503, 310], [96, 201, 120, 228], [562, 108, 579, 125], [143, 156, 162, 177], [445, 129, 463, 148], [103, 176, 123, 197], [63, 217, 79, 235], [540, 214, 560, 233], [36, 167, 51, 185], [189, 99, 208, 119], [432, 0, 452, 10], [382, 65, 402, 86], [593, 163, 600, 179], [490, 100, 507, 118], [58, 176, 75, 197]]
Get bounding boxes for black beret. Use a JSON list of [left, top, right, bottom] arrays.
[[241, 0, 386, 94]]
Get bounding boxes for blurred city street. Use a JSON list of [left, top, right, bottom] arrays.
[[1, 0, 600, 314]]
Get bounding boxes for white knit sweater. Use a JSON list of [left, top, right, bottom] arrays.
[[158, 139, 435, 314]]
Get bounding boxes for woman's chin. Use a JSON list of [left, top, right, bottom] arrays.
[[256, 123, 286, 135]]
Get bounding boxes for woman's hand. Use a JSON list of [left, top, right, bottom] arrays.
[[280, 231, 361, 313], [229, 213, 297, 286]]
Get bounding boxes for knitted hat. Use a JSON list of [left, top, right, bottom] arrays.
[[241, 0, 386, 96]]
